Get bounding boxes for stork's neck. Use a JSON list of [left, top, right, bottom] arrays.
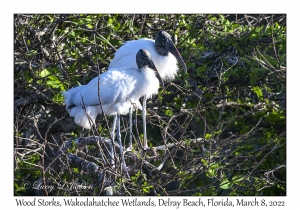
[[140, 67, 157, 80], [138, 66, 160, 99]]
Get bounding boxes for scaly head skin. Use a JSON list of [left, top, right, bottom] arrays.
[[155, 30, 187, 73]]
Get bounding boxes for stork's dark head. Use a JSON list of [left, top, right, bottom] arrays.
[[155, 30, 187, 73], [136, 49, 165, 89]]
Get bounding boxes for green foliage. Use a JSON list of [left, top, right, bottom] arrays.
[[14, 14, 286, 196], [141, 182, 154, 193], [14, 183, 26, 196]]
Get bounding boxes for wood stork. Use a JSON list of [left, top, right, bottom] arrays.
[[108, 30, 187, 149], [63, 49, 164, 177]]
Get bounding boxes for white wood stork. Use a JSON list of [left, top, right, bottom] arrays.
[[108, 30, 187, 149], [63, 49, 164, 177]]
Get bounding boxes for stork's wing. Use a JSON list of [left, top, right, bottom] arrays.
[[66, 68, 138, 108]]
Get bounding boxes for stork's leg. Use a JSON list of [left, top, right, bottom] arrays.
[[116, 114, 130, 179], [142, 96, 148, 149], [125, 105, 134, 152], [109, 115, 117, 167], [128, 106, 133, 151]]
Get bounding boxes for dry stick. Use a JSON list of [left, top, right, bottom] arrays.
[[22, 35, 29, 52], [27, 116, 48, 196], [254, 48, 281, 75], [158, 114, 169, 169], [39, 121, 48, 196], [78, 107, 115, 196], [264, 164, 286, 176], [15, 144, 43, 157], [179, 100, 201, 141], [58, 137, 112, 189], [43, 117, 65, 174], [99, 168, 110, 196], [92, 40, 117, 169], [256, 165, 286, 191], [79, 93, 110, 166], [244, 14, 253, 27], [93, 40, 129, 192], [157, 112, 188, 166], [155, 114, 175, 170], [94, 31, 117, 52], [270, 15, 281, 68], [44, 135, 63, 172], [62, 135, 211, 185], [66, 154, 105, 185], [64, 154, 81, 196], [61, 136, 131, 188], [59, 135, 111, 188], [65, 136, 208, 153], [48, 131, 82, 196]]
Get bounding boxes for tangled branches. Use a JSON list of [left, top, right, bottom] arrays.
[[14, 14, 286, 196]]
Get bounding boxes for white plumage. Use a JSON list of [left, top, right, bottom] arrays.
[[109, 41, 174, 81], [107, 30, 187, 148], [63, 30, 187, 151], [63, 49, 163, 177], [109, 30, 187, 81], [63, 49, 162, 129]]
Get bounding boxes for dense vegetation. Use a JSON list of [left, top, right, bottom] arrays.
[[14, 14, 286, 196]]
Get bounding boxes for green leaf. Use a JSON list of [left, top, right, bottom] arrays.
[[15, 186, 26, 193], [206, 168, 216, 178], [210, 163, 220, 169], [220, 179, 231, 189], [69, 31, 75, 38], [262, 54, 278, 67], [201, 158, 208, 166], [73, 168, 79, 174], [47, 80, 61, 87], [108, 18, 113, 24], [232, 175, 244, 183], [219, 15, 225, 21], [142, 187, 150, 193], [205, 133, 212, 139], [53, 93, 64, 103], [240, 126, 251, 135], [251, 86, 263, 100], [232, 23, 239, 29], [165, 109, 173, 117], [239, 57, 251, 65], [39, 69, 51, 77], [186, 62, 195, 69], [186, 174, 193, 180], [48, 75, 59, 81], [196, 64, 207, 76]]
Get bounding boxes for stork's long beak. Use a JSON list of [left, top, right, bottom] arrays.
[[148, 59, 165, 89], [166, 39, 187, 73], [155, 68, 165, 89]]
